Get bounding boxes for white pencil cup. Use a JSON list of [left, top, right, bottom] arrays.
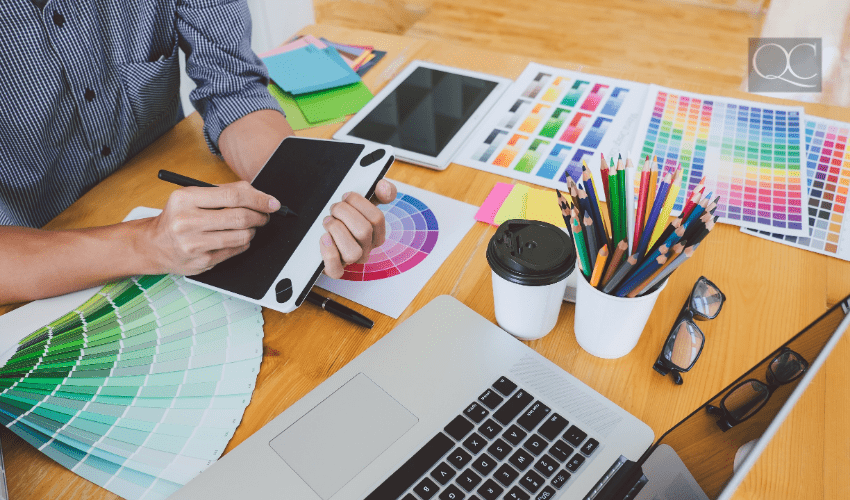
[[573, 271, 667, 359]]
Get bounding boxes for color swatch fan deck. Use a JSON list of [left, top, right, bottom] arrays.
[[454, 63, 648, 194], [742, 116, 850, 260], [630, 85, 808, 236]]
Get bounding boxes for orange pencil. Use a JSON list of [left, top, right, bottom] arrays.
[[589, 246, 609, 287], [645, 156, 659, 226], [600, 239, 628, 287]]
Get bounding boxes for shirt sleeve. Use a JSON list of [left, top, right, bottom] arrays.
[[176, 0, 284, 155]]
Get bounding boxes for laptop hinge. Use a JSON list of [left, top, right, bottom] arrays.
[[583, 455, 648, 500]]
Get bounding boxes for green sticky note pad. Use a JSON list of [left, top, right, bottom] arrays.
[[268, 84, 345, 131], [293, 81, 373, 124]]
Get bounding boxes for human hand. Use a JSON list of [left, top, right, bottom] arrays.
[[142, 181, 278, 275], [320, 179, 398, 278]]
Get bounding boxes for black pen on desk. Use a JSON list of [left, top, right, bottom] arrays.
[[157, 170, 298, 217], [306, 291, 374, 329]]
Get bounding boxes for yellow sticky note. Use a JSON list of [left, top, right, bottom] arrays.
[[494, 184, 530, 225], [525, 188, 567, 228]]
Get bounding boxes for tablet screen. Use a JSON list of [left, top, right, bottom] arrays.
[[347, 67, 499, 157]]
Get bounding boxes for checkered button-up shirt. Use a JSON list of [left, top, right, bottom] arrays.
[[0, 0, 282, 228]]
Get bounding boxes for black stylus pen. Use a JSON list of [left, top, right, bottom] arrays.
[[306, 291, 374, 329], [157, 170, 298, 217]]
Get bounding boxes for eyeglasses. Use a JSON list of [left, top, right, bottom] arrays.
[[653, 276, 726, 385], [706, 347, 809, 431]]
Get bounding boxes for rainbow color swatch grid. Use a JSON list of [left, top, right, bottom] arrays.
[[340, 192, 438, 281], [454, 63, 648, 196], [742, 116, 850, 260], [0, 273, 263, 500], [630, 85, 808, 236]]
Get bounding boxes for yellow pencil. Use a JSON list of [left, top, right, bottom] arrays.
[[648, 165, 683, 249], [645, 156, 659, 226], [589, 246, 609, 288]]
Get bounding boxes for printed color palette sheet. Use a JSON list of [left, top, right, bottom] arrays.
[[630, 85, 808, 236], [742, 116, 850, 260], [454, 63, 648, 195]]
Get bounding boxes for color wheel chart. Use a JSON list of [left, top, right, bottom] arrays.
[[630, 85, 808, 236], [0, 273, 263, 500], [338, 192, 439, 281], [742, 116, 850, 260], [317, 182, 477, 319], [454, 63, 648, 196]]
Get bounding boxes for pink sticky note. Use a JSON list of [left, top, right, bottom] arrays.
[[258, 35, 328, 58], [475, 183, 515, 225]]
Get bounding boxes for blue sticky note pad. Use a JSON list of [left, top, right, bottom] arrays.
[[264, 45, 361, 95]]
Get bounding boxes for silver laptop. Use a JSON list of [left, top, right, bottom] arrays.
[[171, 294, 849, 500]]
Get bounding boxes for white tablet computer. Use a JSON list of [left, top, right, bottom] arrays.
[[334, 60, 511, 170]]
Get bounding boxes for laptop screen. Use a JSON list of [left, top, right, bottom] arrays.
[[637, 295, 850, 500]]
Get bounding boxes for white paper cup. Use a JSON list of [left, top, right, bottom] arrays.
[[574, 270, 667, 358], [487, 220, 575, 341]]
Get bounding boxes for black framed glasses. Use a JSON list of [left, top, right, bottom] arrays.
[[706, 347, 809, 431], [653, 276, 726, 385]]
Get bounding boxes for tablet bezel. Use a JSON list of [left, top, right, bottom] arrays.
[[333, 60, 512, 170]]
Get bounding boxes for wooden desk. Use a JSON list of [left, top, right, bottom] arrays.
[[2, 24, 849, 500]]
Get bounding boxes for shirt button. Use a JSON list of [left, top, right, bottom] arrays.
[[101, 146, 111, 157], [53, 12, 65, 27], [84, 88, 96, 102]]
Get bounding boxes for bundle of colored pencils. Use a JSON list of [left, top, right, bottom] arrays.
[[555, 154, 719, 298]]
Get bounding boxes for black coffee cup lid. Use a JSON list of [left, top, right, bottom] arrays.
[[486, 219, 575, 286]]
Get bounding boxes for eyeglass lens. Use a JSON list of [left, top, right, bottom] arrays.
[[665, 321, 704, 370], [769, 350, 807, 384], [723, 380, 770, 421], [691, 279, 723, 319]]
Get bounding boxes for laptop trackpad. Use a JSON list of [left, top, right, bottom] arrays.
[[269, 373, 418, 499]]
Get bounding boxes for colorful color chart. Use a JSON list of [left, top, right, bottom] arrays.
[[630, 84, 808, 236], [0, 272, 263, 500], [339, 192, 439, 281], [742, 116, 850, 260], [317, 182, 477, 319], [454, 63, 648, 194]]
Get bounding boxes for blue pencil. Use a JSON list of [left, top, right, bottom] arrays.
[[630, 225, 685, 278], [635, 171, 673, 257], [614, 254, 668, 297], [581, 161, 610, 250]]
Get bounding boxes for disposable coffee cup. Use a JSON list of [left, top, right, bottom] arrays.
[[574, 270, 667, 358], [486, 219, 576, 340]]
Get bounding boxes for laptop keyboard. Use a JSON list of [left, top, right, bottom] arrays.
[[365, 376, 601, 500]]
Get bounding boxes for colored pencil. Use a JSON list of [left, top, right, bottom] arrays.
[[600, 239, 628, 288], [615, 254, 668, 297], [679, 177, 705, 221], [609, 161, 622, 246], [602, 253, 638, 294], [684, 195, 710, 227], [600, 153, 611, 210], [555, 189, 574, 241], [629, 241, 686, 297], [582, 160, 609, 250], [583, 213, 599, 269], [641, 244, 698, 295], [632, 225, 685, 277], [634, 157, 651, 247], [616, 155, 627, 248], [645, 156, 659, 226], [589, 246, 609, 288], [636, 170, 673, 257], [645, 216, 683, 259], [572, 216, 592, 277], [648, 165, 683, 249], [624, 157, 636, 252]]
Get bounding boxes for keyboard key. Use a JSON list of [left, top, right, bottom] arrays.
[[476, 479, 504, 500], [478, 389, 504, 410], [403, 494, 417, 500], [548, 440, 573, 462], [517, 401, 551, 432], [533, 455, 558, 478], [447, 447, 472, 469], [478, 419, 503, 440], [445, 415, 475, 441], [471, 453, 497, 476], [505, 486, 531, 500], [414, 477, 439, 499], [431, 462, 457, 485], [563, 425, 588, 447], [457, 469, 482, 492], [464, 402, 489, 423], [493, 463, 520, 487], [439, 484, 465, 500], [581, 438, 600, 456], [522, 434, 547, 456], [463, 432, 486, 454], [519, 470, 545, 494], [469, 496, 481, 500], [537, 413, 569, 441], [493, 389, 534, 425], [503, 424, 528, 446], [550, 469, 571, 489], [492, 377, 517, 396], [365, 432, 453, 500], [508, 448, 534, 471], [487, 438, 512, 461], [566, 453, 586, 472], [535, 486, 557, 500]]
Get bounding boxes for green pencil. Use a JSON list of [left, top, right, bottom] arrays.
[[616, 155, 627, 249], [572, 216, 592, 278], [608, 159, 622, 246]]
